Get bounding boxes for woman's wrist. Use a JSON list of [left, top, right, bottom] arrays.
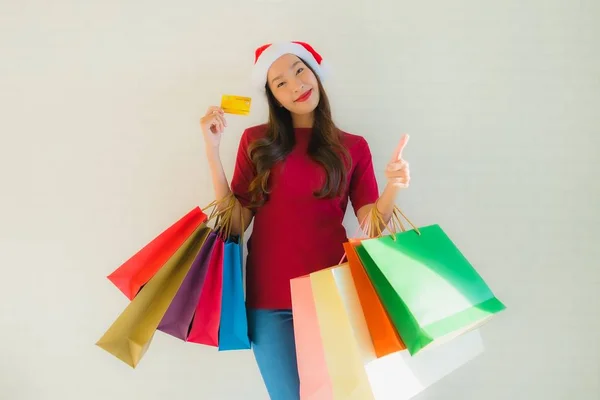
[[377, 183, 400, 211], [204, 141, 220, 159]]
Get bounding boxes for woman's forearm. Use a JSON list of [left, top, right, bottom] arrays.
[[205, 145, 231, 202], [204, 145, 252, 236], [376, 183, 401, 225]]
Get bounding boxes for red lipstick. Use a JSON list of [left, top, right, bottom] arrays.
[[295, 89, 313, 102]]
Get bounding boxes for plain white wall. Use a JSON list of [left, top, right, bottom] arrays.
[[1, 0, 598, 399]]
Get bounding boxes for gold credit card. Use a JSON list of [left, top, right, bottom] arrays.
[[221, 95, 251, 115]]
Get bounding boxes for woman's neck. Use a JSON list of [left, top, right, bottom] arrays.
[[291, 112, 315, 128]]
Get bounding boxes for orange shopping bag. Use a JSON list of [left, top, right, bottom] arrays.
[[344, 240, 405, 358]]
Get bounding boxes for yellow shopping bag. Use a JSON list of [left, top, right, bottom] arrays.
[[292, 265, 375, 400]]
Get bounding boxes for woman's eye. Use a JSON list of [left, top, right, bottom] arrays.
[[297, 67, 304, 74], [277, 82, 286, 88]]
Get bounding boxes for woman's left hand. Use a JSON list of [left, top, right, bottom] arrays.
[[385, 134, 410, 189]]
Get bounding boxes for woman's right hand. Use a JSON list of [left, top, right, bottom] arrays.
[[200, 106, 228, 149]]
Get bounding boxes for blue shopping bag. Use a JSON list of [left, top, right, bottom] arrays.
[[218, 235, 251, 350]]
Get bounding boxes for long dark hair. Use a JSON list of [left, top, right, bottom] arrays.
[[246, 59, 351, 208]]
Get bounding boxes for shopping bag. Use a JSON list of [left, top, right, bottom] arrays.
[[96, 225, 210, 368], [291, 263, 485, 400], [290, 276, 334, 399], [157, 231, 218, 340], [107, 207, 207, 300], [303, 265, 375, 399], [187, 233, 225, 346], [357, 207, 505, 355], [217, 235, 251, 351], [344, 240, 405, 358]]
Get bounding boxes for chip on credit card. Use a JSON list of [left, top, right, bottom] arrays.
[[221, 95, 251, 115]]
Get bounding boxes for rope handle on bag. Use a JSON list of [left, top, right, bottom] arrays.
[[338, 201, 421, 265], [338, 206, 379, 265], [371, 204, 421, 239], [208, 192, 245, 245], [338, 203, 382, 265], [198, 194, 237, 244], [201, 197, 234, 228]]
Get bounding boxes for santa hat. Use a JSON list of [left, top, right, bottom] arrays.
[[251, 41, 329, 90]]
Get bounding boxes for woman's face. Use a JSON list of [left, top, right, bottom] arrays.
[[266, 53, 320, 115]]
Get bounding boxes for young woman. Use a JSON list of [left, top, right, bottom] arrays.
[[199, 41, 410, 399]]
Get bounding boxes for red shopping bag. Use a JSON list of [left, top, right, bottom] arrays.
[[107, 207, 207, 300], [187, 235, 225, 346]]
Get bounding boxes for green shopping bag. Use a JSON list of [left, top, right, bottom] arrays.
[[356, 207, 505, 356]]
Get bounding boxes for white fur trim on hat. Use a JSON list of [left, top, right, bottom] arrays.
[[251, 42, 329, 90]]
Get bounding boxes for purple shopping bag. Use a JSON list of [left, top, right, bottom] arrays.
[[157, 231, 217, 340]]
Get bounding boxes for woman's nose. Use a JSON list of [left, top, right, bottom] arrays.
[[292, 79, 305, 92]]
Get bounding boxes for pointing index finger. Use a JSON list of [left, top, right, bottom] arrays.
[[392, 134, 410, 161]]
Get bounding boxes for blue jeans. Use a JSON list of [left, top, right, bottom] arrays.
[[247, 309, 300, 400]]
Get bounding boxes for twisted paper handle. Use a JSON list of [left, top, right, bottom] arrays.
[[339, 202, 420, 264], [203, 192, 245, 244], [370, 203, 421, 240]]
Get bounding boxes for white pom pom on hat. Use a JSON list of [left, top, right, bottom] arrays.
[[251, 41, 329, 91]]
